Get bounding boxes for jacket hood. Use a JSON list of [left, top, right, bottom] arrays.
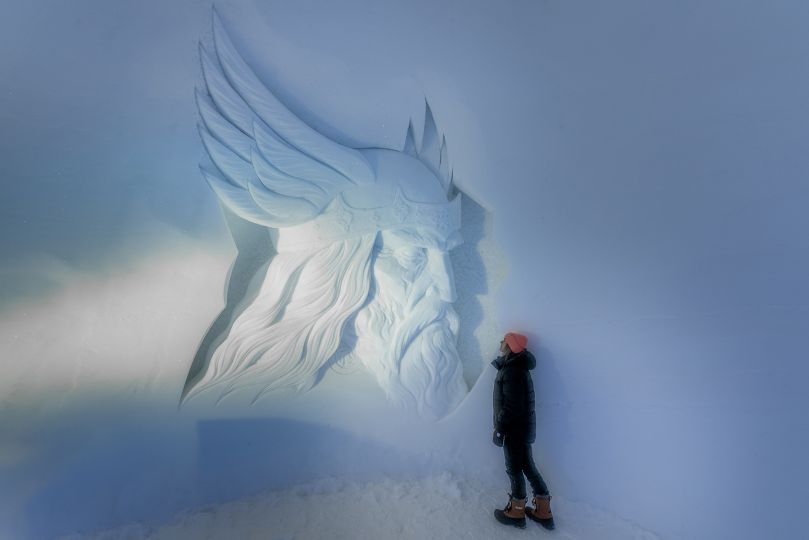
[[491, 349, 536, 371]]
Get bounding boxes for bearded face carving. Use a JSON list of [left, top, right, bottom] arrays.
[[182, 12, 468, 419]]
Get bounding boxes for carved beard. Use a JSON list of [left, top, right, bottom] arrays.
[[184, 234, 376, 404], [351, 272, 468, 419]]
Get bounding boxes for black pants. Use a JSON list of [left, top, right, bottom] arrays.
[[503, 438, 549, 500]]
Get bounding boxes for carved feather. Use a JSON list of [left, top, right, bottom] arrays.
[[211, 11, 374, 186], [196, 11, 376, 228]]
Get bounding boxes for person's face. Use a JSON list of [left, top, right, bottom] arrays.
[[499, 338, 511, 355]]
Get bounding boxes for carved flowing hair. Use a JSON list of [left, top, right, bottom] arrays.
[[185, 234, 376, 404]]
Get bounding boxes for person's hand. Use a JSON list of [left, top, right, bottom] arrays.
[[492, 430, 504, 447]]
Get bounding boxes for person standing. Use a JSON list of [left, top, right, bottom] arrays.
[[492, 332, 555, 530]]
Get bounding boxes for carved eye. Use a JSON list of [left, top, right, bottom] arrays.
[[394, 247, 426, 275]]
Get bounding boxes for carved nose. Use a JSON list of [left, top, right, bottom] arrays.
[[428, 249, 456, 303]]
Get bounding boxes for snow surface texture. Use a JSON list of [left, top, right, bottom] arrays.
[[60, 473, 661, 540]]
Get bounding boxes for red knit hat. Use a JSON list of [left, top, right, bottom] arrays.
[[504, 332, 528, 354]]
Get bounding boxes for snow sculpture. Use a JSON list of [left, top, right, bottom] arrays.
[[182, 12, 467, 419]]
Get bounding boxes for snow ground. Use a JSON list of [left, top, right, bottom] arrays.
[[60, 472, 660, 540]]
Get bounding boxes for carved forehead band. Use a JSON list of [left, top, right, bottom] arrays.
[[275, 188, 461, 252]]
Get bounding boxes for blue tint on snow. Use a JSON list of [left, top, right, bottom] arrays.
[[2, 1, 809, 539]]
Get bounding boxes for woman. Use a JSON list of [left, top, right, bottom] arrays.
[[491, 332, 555, 530]]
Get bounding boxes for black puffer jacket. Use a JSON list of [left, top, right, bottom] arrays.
[[492, 349, 537, 443]]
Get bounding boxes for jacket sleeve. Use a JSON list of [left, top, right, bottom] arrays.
[[495, 367, 528, 434]]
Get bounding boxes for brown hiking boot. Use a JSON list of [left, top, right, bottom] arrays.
[[527, 494, 556, 530], [494, 496, 527, 529]]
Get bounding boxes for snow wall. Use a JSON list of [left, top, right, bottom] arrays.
[[1, 1, 808, 539]]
